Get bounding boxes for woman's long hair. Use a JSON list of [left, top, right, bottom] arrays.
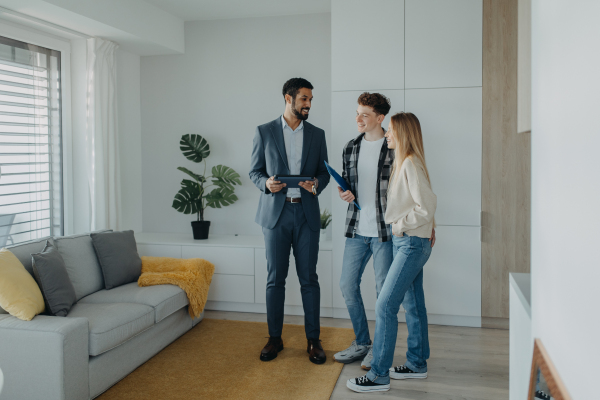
[[389, 112, 432, 184]]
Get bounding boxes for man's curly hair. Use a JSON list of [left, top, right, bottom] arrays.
[[282, 78, 314, 101], [357, 92, 391, 116]]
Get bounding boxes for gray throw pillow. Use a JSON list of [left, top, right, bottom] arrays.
[[31, 241, 77, 317], [91, 230, 142, 290]]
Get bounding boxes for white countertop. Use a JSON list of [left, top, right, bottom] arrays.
[[135, 232, 333, 251]]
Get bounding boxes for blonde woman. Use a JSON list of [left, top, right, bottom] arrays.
[[347, 112, 437, 393]]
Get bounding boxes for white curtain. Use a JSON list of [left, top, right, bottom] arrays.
[[86, 38, 121, 231]]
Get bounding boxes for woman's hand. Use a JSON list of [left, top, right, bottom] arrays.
[[429, 228, 436, 247], [337, 186, 355, 203]]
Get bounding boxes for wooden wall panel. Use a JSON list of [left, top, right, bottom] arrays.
[[482, 0, 530, 319]]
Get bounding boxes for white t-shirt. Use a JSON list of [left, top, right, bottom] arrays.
[[356, 137, 384, 237]]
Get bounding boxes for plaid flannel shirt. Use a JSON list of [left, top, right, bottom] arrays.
[[341, 132, 394, 242]]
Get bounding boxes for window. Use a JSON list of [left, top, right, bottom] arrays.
[[0, 35, 63, 246]]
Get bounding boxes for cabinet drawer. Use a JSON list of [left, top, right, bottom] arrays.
[[181, 246, 254, 275], [137, 244, 181, 258], [207, 274, 254, 303]]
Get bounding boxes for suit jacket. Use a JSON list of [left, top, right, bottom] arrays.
[[249, 117, 330, 232]]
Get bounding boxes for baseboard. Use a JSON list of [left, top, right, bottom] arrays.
[[205, 302, 482, 328], [333, 307, 481, 328], [204, 301, 334, 317], [482, 317, 509, 330]]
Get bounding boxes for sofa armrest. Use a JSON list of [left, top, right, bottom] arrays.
[[0, 314, 89, 400]]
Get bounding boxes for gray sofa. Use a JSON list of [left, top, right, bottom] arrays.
[[0, 232, 203, 400]]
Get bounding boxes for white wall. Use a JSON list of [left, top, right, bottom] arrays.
[[531, 0, 600, 398], [140, 13, 332, 237], [331, 0, 482, 325]]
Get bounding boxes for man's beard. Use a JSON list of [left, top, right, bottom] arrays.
[[292, 98, 310, 120]]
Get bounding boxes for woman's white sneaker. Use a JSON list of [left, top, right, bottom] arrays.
[[346, 375, 390, 393], [389, 365, 428, 380]]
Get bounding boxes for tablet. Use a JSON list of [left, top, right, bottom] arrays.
[[274, 175, 314, 189]]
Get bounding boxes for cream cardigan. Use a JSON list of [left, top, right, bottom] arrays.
[[385, 156, 437, 238]]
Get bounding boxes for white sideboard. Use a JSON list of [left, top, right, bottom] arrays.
[[135, 232, 333, 317], [136, 231, 481, 327]]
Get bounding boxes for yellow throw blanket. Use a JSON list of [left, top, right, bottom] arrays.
[[138, 256, 215, 319]]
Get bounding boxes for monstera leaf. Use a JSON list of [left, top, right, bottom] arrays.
[[180, 134, 210, 163], [205, 188, 238, 209], [211, 165, 241, 191], [177, 167, 205, 183], [172, 183, 202, 214]]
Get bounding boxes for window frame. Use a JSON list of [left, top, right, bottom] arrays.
[[0, 22, 74, 236]]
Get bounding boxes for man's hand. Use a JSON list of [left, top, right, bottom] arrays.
[[337, 186, 355, 203], [298, 179, 316, 194], [429, 228, 436, 248], [266, 176, 286, 193]]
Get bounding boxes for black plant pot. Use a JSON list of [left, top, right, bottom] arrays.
[[191, 221, 211, 240]]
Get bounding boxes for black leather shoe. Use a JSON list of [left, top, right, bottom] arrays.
[[307, 338, 326, 364], [260, 336, 283, 361]]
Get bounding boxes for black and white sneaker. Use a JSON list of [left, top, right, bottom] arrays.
[[346, 375, 390, 393], [389, 365, 428, 380], [535, 390, 553, 400]]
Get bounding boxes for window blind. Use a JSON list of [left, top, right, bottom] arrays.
[[0, 35, 63, 246]]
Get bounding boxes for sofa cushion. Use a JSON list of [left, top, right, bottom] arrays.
[[67, 302, 154, 356], [5, 236, 54, 277], [79, 282, 188, 323], [0, 248, 45, 321], [90, 231, 142, 290], [54, 231, 110, 301], [32, 242, 77, 317]]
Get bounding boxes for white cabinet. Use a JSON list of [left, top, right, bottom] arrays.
[[135, 233, 332, 310], [404, 87, 482, 226], [332, 0, 405, 91], [207, 274, 254, 303], [181, 246, 254, 275], [254, 248, 333, 308], [422, 226, 481, 317], [137, 244, 181, 258], [405, 0, 483, 89], [136, 230, 480, 326], [332, 226, 481, 325]]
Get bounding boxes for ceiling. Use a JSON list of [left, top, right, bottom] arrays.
[[142, 0, 331, 21]]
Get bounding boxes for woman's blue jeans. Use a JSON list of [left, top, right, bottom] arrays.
[[367, 233, 432, 384]]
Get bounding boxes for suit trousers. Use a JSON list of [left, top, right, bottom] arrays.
[[262, 202, 321, 339]]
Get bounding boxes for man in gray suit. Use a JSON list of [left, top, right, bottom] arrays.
[[250, 78, 330, 364]]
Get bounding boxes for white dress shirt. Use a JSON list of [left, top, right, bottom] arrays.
[[281, 115, 303, 198]]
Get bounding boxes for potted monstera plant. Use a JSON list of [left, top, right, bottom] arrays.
[[172, 134, 241, 239]]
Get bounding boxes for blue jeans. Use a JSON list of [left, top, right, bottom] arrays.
[[340, 235, 393, 345], [367, 233, 432, 384]]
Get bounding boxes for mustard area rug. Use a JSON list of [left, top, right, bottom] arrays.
[[97, 318, 355, 400]]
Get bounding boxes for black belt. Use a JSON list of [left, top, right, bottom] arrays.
[[285, 197, 302, 203]]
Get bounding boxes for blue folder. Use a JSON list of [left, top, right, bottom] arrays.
[[324, 161, 361, 210]]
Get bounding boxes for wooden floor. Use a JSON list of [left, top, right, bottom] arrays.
[[204, 311, 509, 400]]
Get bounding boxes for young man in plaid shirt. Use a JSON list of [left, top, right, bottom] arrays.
[[333, 93, 394, 369]]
